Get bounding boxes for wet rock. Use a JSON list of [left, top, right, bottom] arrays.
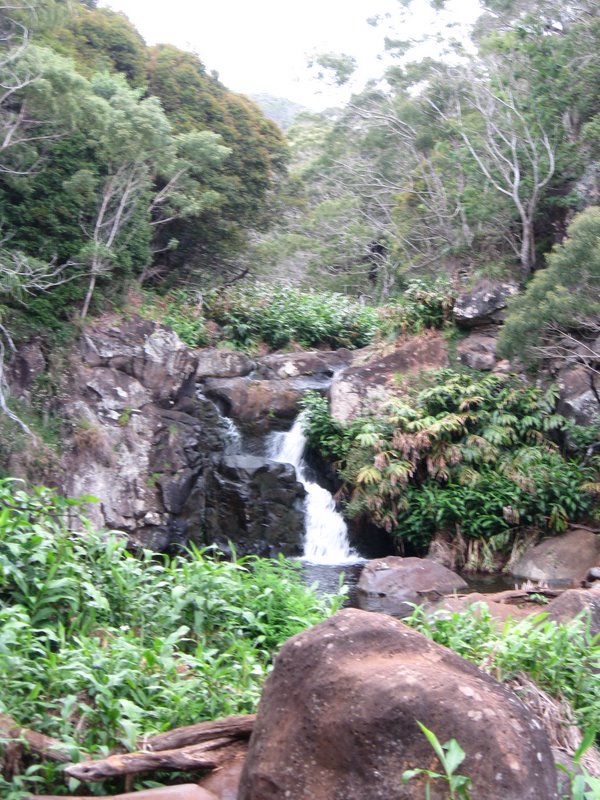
[[196, 348, 255, 379], [203, 377, 303, 422], [203, 455, 306, 557], [357, 556, 467, 617], [239, 608, 558, 800], [453, 280, 519, 328], [511, 529, 600, 587], [330, 334, 448, 422], [544, 589, 600, 638], [457, 330, 498, 371]]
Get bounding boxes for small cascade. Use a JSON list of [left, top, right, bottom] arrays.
[[220, 415, 243, 455], [268, 415, 358, 565]]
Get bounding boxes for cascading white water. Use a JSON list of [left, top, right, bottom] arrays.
[[220, 415, 242, 455], [268, 414, 358, 565]]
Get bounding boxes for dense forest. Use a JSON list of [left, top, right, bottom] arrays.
[[0, 0, 599, 797]]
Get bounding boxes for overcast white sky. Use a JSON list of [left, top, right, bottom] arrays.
[[100, 0, 481, 109]]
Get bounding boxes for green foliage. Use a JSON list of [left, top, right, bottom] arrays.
[[499, 206, 600, 368], [405, 605, 600, 739], [0, 480, 341, 795], [402, 722, 472, 799], [302, 371, 596, 554], [205, 285, 379, 350], [139, 289, 211, 348], [146, 44, 288, 277], [376, 278, 456, 336], [48, 6, 149, 88]]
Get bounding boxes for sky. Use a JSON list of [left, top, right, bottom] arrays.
[[100, 0, 481, 110]]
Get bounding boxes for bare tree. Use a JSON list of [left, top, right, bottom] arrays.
[[438, 63, 556, 279], [0, 2, 56, 173]]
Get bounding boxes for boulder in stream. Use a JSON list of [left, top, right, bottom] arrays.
[[239, 608, 558, 800], [511, 529, 600, 587], [357, 556, 468, 617]]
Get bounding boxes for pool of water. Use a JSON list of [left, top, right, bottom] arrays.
[[300, 559, 519, 609]]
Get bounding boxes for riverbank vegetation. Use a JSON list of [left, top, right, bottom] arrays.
[[0, 480, 343, 797], [301, 371, 599, 568]]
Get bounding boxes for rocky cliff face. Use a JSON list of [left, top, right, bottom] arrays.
[[57, 317, 222, 550], [7, 317, 348, 554]]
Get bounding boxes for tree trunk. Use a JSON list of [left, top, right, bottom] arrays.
[[519, 216, 536, 281], [80, 271, 97, 320], [66, 738, 246, 782]]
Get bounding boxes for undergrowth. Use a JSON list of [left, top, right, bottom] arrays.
[[138, 278, 455, 353], [301, 370, 599, 560], [405, 605, 600, 745], [0, 480, 343, 797]]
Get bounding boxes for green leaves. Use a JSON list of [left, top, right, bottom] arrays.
[[0, 481, 342, 794], [302, 368, 595, 552], [206, 285, 379, 351], [402, 722, 472, 800]]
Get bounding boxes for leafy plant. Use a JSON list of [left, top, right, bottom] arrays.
[[301, 370, 597, 558], [0, 480, 343, 795], [377, 278, 456, 337], [205, 284, 379, 350], [402, 721, 472, 799], [405, 605, 600, 737]]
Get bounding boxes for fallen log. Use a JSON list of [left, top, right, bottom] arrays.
[[32, 784, 215, 799], [66, 738, 246, 782], [140, 714, 255, 752], [0, 714, 80, 763]]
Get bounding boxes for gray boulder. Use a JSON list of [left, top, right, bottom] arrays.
[[357, 556, 468, 617], [453, 280, 519, 328], [457, 330, 498, 371], [511, 529, 600, 587], [558, 366, 600, 426]]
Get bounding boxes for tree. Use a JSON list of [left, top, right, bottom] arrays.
[[0, 250, 71, 435], [62, 73, 230, 318], [498, 206, 600, 394], [431, 60, 556, 279]]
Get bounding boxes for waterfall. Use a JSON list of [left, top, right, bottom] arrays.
[[268, 415, 358, 565]]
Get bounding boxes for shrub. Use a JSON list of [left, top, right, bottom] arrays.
[[376, 278, 455, 337], [301, 371, 597, 556], [0, 480, 342, 796], [405, 605, 600, 737], [205, 284, 379, 350], [499, 206, 600, 369]]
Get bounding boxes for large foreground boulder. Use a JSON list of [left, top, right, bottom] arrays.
[[239, 608, 558, 800], [357, 556, 467, 617]]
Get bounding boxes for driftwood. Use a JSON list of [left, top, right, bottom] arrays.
[[33, 787, 210, 800], [0, 713, 79, 763], [66, 738, 246, 782], [140, 714, 255, 752]]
